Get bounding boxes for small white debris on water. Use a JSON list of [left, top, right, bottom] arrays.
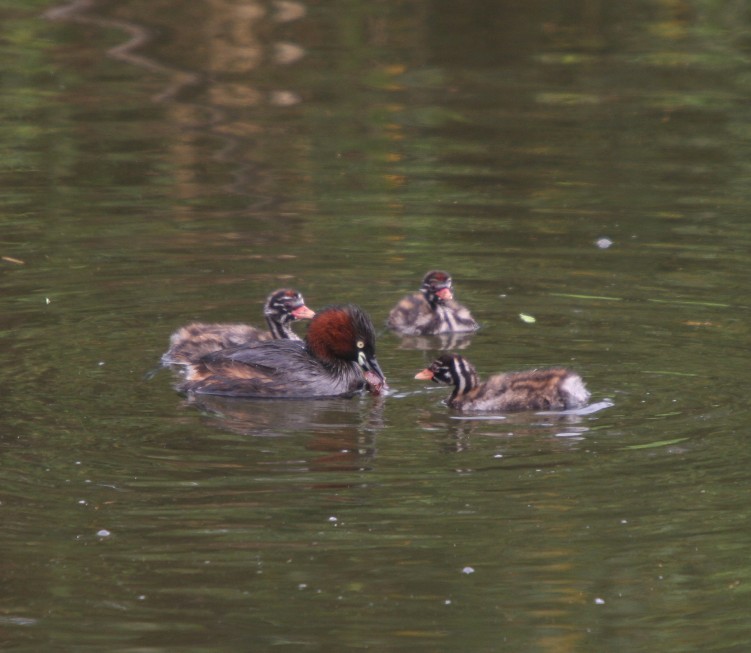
[[596, 237, 613, 249], [328, 516, 337, 523], [594, 597, 605, 605], [96, 529, 111, 538], [45, 297, 51, 305], [462, 566, 475, 575]]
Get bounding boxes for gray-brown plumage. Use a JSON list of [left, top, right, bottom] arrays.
[[161, 288, 314, 366], [415, 353, 590, 412], [387, 270, 478, 336], [178, 305, 387, 399]]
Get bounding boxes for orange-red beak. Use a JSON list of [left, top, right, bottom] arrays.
[[414, 368, 434, 380], [435, 287, 453, 301], [291, 305, 316, 320]]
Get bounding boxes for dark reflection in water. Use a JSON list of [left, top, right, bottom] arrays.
[[392, 332, 477, 351], [181, 393, 384, 470], [2, 0, 751, 651]]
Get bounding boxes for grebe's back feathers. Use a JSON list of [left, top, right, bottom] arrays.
[[178, 304, 385, 399], [181, 340, 366, 398], [161, 288, 314, 366], [416, 354, 590, 412]]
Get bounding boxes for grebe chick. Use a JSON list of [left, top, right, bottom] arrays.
[[415, 353, 590, 412], [162, 288, 315, 366], [179, 304, 387, 398], [387, 270, 478, 335]]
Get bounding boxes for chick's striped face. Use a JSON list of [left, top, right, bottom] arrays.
[[425, 271, 451, 289], [421, 271, 454, 304], [266, 289, 314, 322], [426, 355, 456, 384], [270, 289, 303, 311]]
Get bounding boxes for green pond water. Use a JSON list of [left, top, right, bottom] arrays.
[[2, 0, 751, 651]]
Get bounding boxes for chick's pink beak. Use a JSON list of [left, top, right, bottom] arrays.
[[435, 287, 453, 301], [414, 369, 434, 380], [292, 305, 316, 320]]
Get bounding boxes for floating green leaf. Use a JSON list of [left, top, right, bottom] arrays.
[[550, 293, 623, 301], [647, 298, 731, 308], [624, 437, 689, 450], [519, 313, 536, 324]]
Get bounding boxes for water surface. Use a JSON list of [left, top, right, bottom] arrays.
[[2, 0, 751, 651]]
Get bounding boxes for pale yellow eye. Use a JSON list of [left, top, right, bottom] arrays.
[[356, 340, 365, 349]]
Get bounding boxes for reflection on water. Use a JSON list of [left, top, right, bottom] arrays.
[[3, 0, 751, 651], [413, 396, 614, 454], [392, 331, 477, 350], [182, 393, 384, 469], [45, 0, 310, 208]]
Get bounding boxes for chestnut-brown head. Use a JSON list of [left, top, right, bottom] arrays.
[[420, 270, 454, 306], [306, 305, 387, 385]]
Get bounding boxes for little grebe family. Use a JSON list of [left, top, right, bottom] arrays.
[[164, 270, 593, 412], [178, 304, 387, 398], [162, 288, 314, 366]]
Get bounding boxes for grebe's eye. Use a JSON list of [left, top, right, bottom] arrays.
[[356, 339, 365, 349]]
